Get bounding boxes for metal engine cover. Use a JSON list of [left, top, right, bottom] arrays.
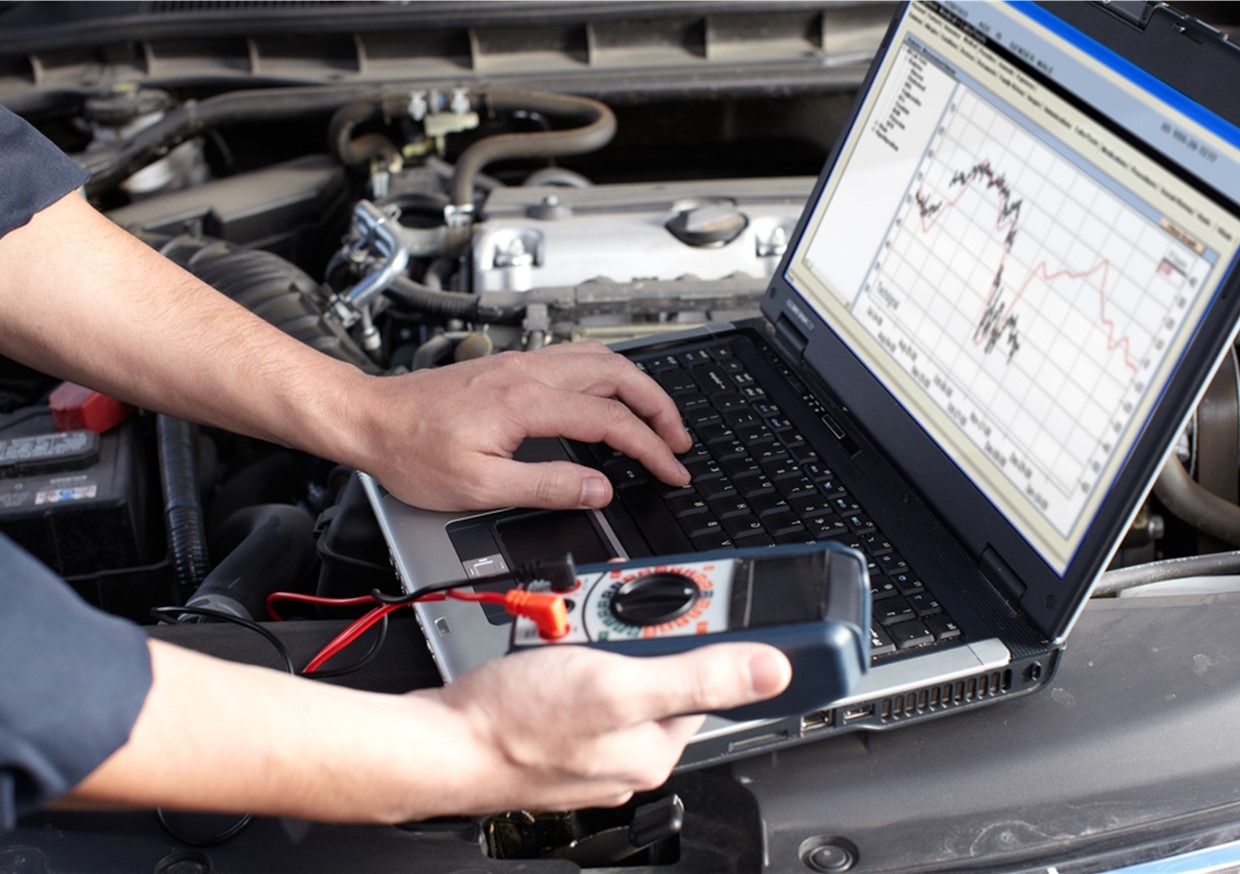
[[471, 178, 814, 293]]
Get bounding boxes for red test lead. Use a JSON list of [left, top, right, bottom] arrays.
[[501, 590, 570, 640]]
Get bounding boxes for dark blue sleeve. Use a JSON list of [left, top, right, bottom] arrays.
[[0, 109, 151, 828], [0, 104, 91, 238], [0, 107, 151, 828], [0, 536, 153, 831]]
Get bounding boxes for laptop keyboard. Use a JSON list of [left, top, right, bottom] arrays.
[[583, 340, 962, 660]]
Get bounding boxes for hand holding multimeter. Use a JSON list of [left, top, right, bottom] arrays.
[[508, 542, 871, 721]]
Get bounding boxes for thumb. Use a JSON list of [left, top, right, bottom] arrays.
[[637, 644, 792, 720], [480, 458, 615, 510]]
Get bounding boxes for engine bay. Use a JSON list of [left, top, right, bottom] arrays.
[[3, 57, 1235, 626], [5, 1, 1240, 870], [0, 53, 874, 625]]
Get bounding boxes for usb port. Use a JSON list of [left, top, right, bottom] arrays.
[[800, 710, 833, 733], [841, 704, 874, 723]]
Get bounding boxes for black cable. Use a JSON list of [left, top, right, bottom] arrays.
[[370, 552, 577, 605], [149, 605, 290, 847], [0, 406, 55, 432], [150, 605, 296, 675], [150, 605, 391, 679], [156, 808, 254, 848], [370, 577, 492, 606], [147, 603, 390, 845]]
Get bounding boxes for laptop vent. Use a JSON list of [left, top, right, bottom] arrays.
[[878, 669, 1013, 723]]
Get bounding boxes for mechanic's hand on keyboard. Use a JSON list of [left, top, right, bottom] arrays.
[[354, 341, 692, 512]]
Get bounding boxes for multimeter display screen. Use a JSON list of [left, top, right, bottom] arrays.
[[728, 550, 834, 629]]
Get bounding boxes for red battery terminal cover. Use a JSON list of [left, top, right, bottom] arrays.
[[48, 382, 136, 434]]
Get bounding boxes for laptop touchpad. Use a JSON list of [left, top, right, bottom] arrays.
[[448, 509, 615, 625]]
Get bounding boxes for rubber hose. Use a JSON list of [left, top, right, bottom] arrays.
[[421, 257, 456, 291], [1094, 549, 1240, 596], [451, 89, 617, 206], [1152, 452, 1240, 547], [411, 334, 455, 371], [83, 84, 393, 196], [158, 414, 209, 602], [161, 236, 380, 373], [186, 504, 318, 621], [328, 95, 405, 167], [384, 275, 480, 319], [205, 451, 306, 533]]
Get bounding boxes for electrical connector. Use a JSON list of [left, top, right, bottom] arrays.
[[441, 588, 570, 640], [513, 552, 578, 592], [501, 590, 570, 640]]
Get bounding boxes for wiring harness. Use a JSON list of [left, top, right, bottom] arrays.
[[153, 552, 577, 679]]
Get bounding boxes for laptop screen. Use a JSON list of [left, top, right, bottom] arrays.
[[784, 1, 1240, 574]]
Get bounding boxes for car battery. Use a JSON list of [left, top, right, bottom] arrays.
[[0, 421, 154, 576]]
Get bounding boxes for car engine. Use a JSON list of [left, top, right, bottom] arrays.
[[0, 0, 1238, 633], [0, 77, 849, 621], [5, 2, 1240, 870]]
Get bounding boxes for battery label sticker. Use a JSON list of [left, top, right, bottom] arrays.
[[36, 484, 98, 505], [0, 430, 96, 467], [0, 490, 33, 508]]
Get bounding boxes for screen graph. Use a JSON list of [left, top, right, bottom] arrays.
[[840, 46, 1211, 538], [789, 4, 1240, 574]]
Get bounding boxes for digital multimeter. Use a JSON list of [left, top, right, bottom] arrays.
[[509, 542, 870, 721]]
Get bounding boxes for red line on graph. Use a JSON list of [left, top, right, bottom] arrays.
[[914, 159, 1139, 373], [989, 259, 1137, 373]]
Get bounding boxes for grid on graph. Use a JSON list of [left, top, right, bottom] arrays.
[[859, 82, 1205, 532]]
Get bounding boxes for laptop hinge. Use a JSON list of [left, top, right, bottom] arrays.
[[1092, 1, 1156, 29], [774, 312, 810, 362], [979, 545, 1026, 605]]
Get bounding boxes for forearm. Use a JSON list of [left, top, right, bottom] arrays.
[[0, 191, 369, 469], [67, 640, 477, 823], [67, 638, 790, 821], [0, 190, 692, 512]]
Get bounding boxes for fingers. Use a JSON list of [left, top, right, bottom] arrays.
[[522, 345, 693, 455], [513, 388, 690, 491], [631, 643, 792, 721], [456, 348, 694, 509], [573, 644, 792, 731], [373, 342, 693, 512], [436, 644, 790, 813]]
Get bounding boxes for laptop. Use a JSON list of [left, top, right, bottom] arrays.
[[362, 0, 1240, 768]]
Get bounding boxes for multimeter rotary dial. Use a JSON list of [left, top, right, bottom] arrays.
[[608, 571, 701, 626]]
